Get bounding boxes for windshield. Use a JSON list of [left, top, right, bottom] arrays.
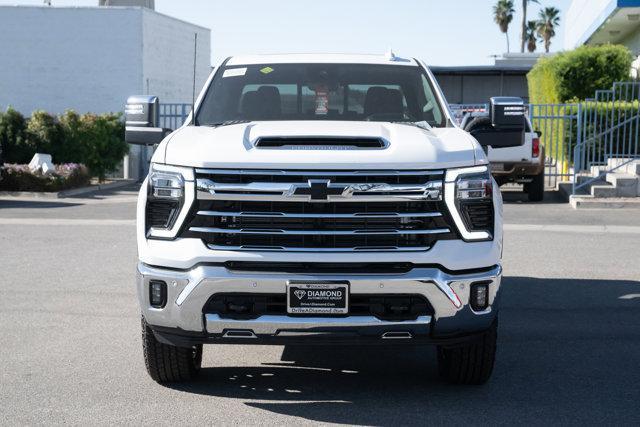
[[195, 63, 447, 127]]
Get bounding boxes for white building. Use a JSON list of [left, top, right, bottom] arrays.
[[564, 0, 640, 56], [0, 2, 211, 115]]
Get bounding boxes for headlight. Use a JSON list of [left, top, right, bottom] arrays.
[[445, 165, 494, 241], [146, 164, 194, 239]]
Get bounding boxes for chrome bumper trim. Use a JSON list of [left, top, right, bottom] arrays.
[[205, 314, 432, 335], [137, 263, 502, 336], [190, 226, 450, 236]]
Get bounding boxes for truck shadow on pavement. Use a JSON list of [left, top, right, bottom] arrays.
[[500, 188, 566, 204], [0, 199, 83, 209], [170, 276, 640, 425]]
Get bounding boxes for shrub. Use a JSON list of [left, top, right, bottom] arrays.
[[79, 113, 128, 181], [0, 107, 29, 164], [0, 108, 128, 180], [528, 45, 633, 103], [57, 110, 87, 164], [0, 163, 90, 192], [25, 110, 65, 160]]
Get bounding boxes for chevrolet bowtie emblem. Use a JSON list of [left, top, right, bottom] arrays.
[[292, 180, 344, 201]]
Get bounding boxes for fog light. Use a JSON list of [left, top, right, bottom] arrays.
[[149, 280, 167, 308], [470, 282, 490, 311]]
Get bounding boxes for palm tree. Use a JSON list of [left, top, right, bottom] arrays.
[[537, 7, 561, 53], [520, 0, 539, 53], [493, 0, 515, 53], [525, 20, 538, 52]]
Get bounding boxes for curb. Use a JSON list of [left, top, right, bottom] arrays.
[[0, 179, 136, 199], [569, 195, 640, 209]]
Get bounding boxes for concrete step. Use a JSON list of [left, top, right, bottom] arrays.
[[589, 165, 607, 177], [606, 158, 640, 176], [577, 174, 606, 186], [607, 158, 632, 170], [624, 161, 640, 176], [590, 184, 618, 198], [605, 173, 639, 197], [557, 181, 573, 202], [570, 195, 640, 209]]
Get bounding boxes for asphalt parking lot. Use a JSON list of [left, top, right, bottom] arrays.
[[1, 186, 639, 425]]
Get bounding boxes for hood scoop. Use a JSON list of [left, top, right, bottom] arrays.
[[254, 136, 387, 150]]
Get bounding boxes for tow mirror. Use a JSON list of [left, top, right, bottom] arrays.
[[466, 97, 526, 149], [125, 95, 169, 145]]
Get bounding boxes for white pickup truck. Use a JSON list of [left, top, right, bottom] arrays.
[[125, 53, 527, 385], [461, 110, 545, 201]]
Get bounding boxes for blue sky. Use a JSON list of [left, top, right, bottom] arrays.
[[0, 0, 573, 66]]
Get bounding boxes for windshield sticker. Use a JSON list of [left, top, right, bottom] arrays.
[[260, 66, 274, 74], [222, 68, 247, 78]]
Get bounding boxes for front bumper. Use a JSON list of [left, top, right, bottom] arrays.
[[137, 262, 502, 345]]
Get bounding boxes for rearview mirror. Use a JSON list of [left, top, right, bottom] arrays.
[[124, 95, 169, 145], [465, 97, 526, 149]]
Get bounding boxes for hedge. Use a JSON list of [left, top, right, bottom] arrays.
[[0, 108, 128, 180], [528, 45, 634, 104], [0, 163, 90, 192]]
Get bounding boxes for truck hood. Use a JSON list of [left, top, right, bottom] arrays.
[[155, 121, 484, 170]]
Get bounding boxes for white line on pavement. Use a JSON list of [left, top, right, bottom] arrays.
[[0, 218, 135, 226], [503, 224, 640, 234], [1, 218, 640, 234]]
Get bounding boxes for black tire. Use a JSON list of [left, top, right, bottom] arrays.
[[141, 317, 202, 383], [437, 320, 497, 385], [527, 169, 545, 202]]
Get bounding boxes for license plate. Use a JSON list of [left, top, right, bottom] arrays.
[[491, 163, 505, 172], [287, 282, 349, 314]]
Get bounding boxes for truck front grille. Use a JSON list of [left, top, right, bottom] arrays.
[[180, 169, 457, 252], [204, 293, 433, 321]]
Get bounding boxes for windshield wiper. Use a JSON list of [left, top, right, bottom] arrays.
[[200, 120, 252, 127]]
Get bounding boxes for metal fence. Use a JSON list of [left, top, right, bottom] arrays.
[[159, 103, 191, 130], [572, 82, 640, 193], [529, 103, 580, 188]]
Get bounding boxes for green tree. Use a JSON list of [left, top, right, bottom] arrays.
[[525, 20, 538, 52], [79, 113, 128, 181], [520, 0, 539, 53], [537, 7, 561, 53], [493, 0, 515, 52]]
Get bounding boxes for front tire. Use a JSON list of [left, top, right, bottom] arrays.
[[437, 320, 497, 385], [141, 317, 202, 383]]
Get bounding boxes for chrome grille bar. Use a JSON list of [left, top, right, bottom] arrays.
[[196, 210, 443, 219], [196, 179, 443, 202], [189, 227, 451, 236]]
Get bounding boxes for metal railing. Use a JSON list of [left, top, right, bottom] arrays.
[[572, 82, 640, 194]]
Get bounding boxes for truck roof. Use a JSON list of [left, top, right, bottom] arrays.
[[226, 53, 419, 67]]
